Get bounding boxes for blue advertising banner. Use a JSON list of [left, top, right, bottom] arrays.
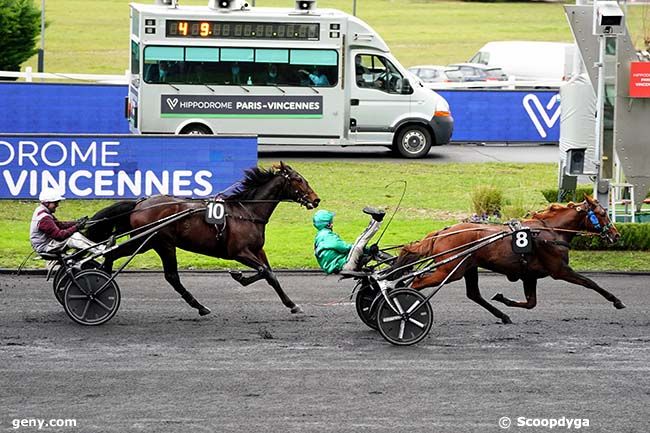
[[0, 83, 130, 134], [0, 83, 560, 143], [437, 90, 560, 143], [0, 135, 257, 199]]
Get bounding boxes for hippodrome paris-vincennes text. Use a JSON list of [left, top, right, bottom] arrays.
[[0, 139, 213, 197]]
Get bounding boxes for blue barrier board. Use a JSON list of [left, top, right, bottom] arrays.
[[437, 90, 560, 142], [0, 83, 130, 134], [0, 135, 257, 199], [0, 83, 560, 143]]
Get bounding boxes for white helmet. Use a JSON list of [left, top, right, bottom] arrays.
[[38, 187, 65, 203]]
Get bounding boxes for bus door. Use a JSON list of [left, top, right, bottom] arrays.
[[349, 53, 411, 143]]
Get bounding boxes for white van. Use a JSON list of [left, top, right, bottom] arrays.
[[128, 0, 453, 158], [469, 41, 576, 83]]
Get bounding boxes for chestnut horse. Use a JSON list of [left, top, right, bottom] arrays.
[[86, 162, 320, 316], [392, 195, 625, 324]]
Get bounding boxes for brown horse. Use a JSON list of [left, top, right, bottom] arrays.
[[86, 162, 320, 316], [392, 195, 625, 324]]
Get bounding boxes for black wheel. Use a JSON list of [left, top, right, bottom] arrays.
[[394, 125, 432, 159], [181, 124, 212, 135], [376, 288, 433, 346], [63, 269, 120, 326], [355, 281, 380, 330], [53, 260, 101, 306]]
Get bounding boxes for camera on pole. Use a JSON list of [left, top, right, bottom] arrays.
[[593, 1, 625, 36]]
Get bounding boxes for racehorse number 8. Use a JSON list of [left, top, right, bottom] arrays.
[[205, 202, 226, 224], [511, 229, 532, 254]]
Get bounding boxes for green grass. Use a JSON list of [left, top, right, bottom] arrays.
[[8, 161, 650, 272], [21, 0, 648, 75]]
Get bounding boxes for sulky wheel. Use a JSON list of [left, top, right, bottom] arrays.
[[355, 281, 380, 330], [63, 269, 120, 326], [53, 260, 101, 306], [375, 288, 433, 346]]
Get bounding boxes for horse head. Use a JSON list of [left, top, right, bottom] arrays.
[[274, 162, 320, 209], [579, 194, 620, 243]]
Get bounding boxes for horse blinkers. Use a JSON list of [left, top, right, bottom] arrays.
[[581, 200, 619, 243]]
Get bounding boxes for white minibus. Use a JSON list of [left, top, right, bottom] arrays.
[[128, 0, 453, 158]]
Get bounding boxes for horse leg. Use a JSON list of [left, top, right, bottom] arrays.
[[551, 265, 625, 309], [233, 249, 302, 314], [154, 244, 211, 316], [229, 269, 265, 286], [492, 277, 538, 310], [464, 267, 512, 324]]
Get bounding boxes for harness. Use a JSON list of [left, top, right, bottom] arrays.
[[206, 199, 271, 240]]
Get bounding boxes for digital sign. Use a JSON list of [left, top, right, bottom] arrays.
[[166, 20, 319, 40]]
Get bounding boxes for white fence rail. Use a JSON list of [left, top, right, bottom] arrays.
[[1, 67, 563, 89], [0, 67, 128, 84]]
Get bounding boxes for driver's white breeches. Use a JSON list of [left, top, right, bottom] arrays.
[[342, 219, 381, 271], [45, 232, 105, 255]]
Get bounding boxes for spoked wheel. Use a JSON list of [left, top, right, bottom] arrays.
[[376, 288, 433, 346], [53, 260, 101, 306], [63, 269, 120, 326], [355, 281, 380, 330]]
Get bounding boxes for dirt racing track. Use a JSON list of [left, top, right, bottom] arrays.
[[1, 272, 649, 432]]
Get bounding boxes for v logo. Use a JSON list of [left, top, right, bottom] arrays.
[[522, 94, 561, 139], [166, 98, 179, 110]]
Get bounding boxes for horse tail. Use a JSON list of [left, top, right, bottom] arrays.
[[85, 200, 137, 242]]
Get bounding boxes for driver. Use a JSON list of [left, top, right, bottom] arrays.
[[30, 187, 105, 256], [312, 208, 384, 274]]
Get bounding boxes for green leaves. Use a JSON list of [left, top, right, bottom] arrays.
[[0, 0, 41, 73]]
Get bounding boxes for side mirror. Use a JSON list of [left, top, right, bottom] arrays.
[[401, 78, 413, 94]]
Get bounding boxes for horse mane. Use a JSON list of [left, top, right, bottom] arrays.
[[529, 202, 579, 221], [230, 166, 279, 200]]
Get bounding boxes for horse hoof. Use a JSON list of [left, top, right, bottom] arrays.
[[290, 305, 303, 314], [501, 316, 512, 325], [198, 307, 212, 316], [492, 293, 505, 303], [229, 271, 243, 282], [613, 300, 626, 309]]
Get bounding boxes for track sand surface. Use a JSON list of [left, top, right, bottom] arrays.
[[1, 273, 648, 432]]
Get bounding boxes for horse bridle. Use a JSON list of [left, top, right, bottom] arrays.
[[280, 170, 312, 208], [578, 202, 614, 237]]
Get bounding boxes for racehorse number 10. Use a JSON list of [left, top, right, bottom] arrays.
[[511, 229, 532, 254], [205, 202, 226, 224]]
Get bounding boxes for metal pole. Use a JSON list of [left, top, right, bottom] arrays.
[[353, 0, 356, 16], [593, 33, 607, 203], [37, 0, 45, 72]]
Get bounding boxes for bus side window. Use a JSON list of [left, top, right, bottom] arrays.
[[143, 46, 184, 84], [289, 49, 337, 87]]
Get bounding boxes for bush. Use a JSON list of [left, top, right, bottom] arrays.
[[540, 186, 594, 203], [570, 223, 650, 251], [0, 0, 41, 74], [470, 185, 503, 216]]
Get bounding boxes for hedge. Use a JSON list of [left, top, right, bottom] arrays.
[[570, 223, 650, 251]]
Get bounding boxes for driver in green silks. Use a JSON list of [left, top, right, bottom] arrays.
[[312, 209, 383, 274]]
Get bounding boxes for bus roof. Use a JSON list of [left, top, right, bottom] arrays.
[[131, 3, 349, 20], [130, 2, 389, 52]]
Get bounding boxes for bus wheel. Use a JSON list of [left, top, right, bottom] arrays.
[[181, 124, 212, 135], [394, 125, 432, 158]]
